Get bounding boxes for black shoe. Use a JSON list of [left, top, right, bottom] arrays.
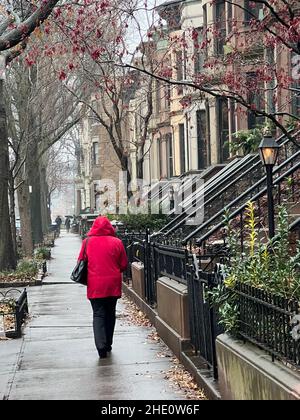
[[105, 346, 112, 353], [98, 350, 107, 359]]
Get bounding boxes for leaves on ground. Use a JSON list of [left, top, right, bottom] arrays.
[[164, 357, 207, 400], [122, 295, 207, 400], [121, 297, 152, 328], [148, 331, 160, 342], [0, 303, 15, 333], [0, 273, 37, 284]]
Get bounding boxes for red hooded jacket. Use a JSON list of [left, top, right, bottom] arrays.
[[78, 217, 128, 299]]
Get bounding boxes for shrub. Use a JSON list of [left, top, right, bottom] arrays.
[[35, 247, 51, 261], [16, 259, 39, 277], [229, 128, 263, 155], [209, 202, 300, 332], [107, 213, 169, 232]]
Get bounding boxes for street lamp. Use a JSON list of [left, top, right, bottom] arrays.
[[259, 133, 281, 239]]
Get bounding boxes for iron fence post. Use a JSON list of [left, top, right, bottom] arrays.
[[208, 273, 219, 380]]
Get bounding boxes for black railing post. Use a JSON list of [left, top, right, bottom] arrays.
[[266, 165, 276, 239], [145, 228, 153, 305], [208, 273, 219, 380]]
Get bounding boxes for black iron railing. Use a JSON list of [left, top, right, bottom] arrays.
[[155, 244, 187, 285], [120, 231, 147, 281], [184, 149, 300, 269], [187, 265, 224, 379], [144, 241, 158, 305], [158, 130, 300, 240], [0, 289, 29, 339], [235, 282, 300, 368]]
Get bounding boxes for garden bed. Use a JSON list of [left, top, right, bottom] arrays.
[[0, 259, 47, 288], [0, 270, 44, 289]]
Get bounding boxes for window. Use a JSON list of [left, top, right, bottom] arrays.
[[176, 51, 183, 95], [244, 0, 263, 22], [179, 124, 186, 174], [156, 80, 161, 114], [217, 98, 230, 163], [92, 142, 99, 165], [247, 73, 265, 129], [165, 84, 171, 110], [291, 53, 300, 117], [266, 48, 276, 114], [196, 110, 208, 170], [157, 137, 164, 179], [194, 28, 204, 74], [167, 133, 174, 178], [230, 99, 237, 139], [215, 0, 226, 55], [203, 4, 208, 60], [292, 83, 300, 117], [227, 1, 233, 33], [89, 100, 99, 126]]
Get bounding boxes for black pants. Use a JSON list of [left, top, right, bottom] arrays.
[[90, 297, 118, 353]]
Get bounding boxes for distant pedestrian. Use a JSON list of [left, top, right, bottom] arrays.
[[65, 217, 71, 233], [55, 216, 63, 235], [77, 216, 128, 359]]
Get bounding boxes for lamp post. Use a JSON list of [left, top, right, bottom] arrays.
[[259, 133, 281, 239]]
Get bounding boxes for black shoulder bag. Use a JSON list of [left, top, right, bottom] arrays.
[[70, 239, 89, 286]]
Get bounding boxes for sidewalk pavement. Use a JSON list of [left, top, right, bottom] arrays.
[[0, 232, 183, 400]]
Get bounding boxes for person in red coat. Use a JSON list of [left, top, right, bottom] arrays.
[[78, 216, 128, 358]]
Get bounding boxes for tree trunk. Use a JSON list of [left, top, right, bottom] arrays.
[[0, 79, 16, 271], [29, 160, 44, 245], [40, 166, 50, 235], [17, 178, 34, 257], [121, 156, 133, 200], [137, 153, 144, 181], [8, 173, 17, 257]]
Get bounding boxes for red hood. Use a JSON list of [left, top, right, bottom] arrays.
[[88, 217, 116, 237]]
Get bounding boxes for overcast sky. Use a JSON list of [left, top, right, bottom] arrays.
[[125, 0, 167, 55]]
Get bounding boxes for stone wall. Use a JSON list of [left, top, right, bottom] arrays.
[[217, 334, 300, 400]]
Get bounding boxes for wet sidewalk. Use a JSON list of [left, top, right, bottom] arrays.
[[0, 233, 184, 400]]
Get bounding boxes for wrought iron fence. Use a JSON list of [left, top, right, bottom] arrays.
[[155, 244, 187, 285], [187, 265, 224, 379], [120, 231, 147, 281], [0, 289, 29, 339], [235, 282, 300, 368], [144, 242, 158, 306]]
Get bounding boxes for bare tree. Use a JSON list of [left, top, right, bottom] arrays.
[[5, 56, 80, 255]]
